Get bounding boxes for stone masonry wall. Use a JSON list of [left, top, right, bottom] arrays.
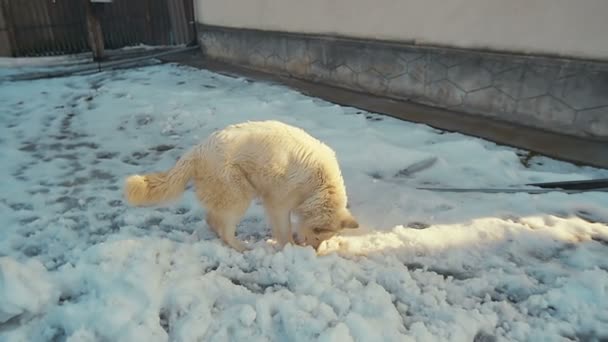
[[198, 25, 608, 140]]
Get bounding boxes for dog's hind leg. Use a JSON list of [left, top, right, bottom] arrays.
[[206, 208, 249, 252], [195, 165, 255, 251], [202, 185, 253, 252]]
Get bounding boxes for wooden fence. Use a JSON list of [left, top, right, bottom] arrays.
[[0, 0, 195, 57]]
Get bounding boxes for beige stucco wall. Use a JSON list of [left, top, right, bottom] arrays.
[[195, 0, 608, 61]]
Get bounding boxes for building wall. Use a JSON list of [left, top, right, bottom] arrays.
[[195, 0, 608, 61], [194, 1, 608, 140]]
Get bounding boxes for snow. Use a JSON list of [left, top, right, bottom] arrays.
[[0, 61, 607, 342], [0, 45, 173, 81], [0, 55, 91, 69], [0, 258, 59, 324]]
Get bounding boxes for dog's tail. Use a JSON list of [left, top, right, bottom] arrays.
[[124, 150, 196, 206]]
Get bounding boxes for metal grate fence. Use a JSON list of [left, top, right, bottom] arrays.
[[0, 0, 195, 57]]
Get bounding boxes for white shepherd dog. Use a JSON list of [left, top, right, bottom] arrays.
[[124, 120, 358, 251]]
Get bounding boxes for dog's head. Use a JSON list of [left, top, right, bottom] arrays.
[[296, 208, 359, 249]]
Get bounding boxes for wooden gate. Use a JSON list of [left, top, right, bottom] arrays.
[[0, 0, 195, 57]]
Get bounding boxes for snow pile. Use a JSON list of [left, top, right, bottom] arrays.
[[0, 258, 59, 324], [0, 62, 607, 341]]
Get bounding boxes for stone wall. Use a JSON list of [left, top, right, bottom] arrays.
[[198, 25, 608, 140]]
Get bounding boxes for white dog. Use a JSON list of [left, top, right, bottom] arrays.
[[124, 120, 358, 251]]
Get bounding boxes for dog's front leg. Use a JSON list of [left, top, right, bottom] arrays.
[[264, 204, 293, 248]]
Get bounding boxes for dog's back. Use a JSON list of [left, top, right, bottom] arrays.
[[199, 120, 344, 199]]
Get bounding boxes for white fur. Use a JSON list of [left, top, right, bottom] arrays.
[[124, 120, 358, 251]]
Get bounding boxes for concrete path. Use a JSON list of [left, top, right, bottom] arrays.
[[161, 50, 608, 169]]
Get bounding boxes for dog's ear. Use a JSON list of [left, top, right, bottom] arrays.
[[341, 215, 359, 229]]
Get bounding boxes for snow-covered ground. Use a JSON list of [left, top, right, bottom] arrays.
[[0, 45, 175, 81], [1, 62, 607, 342]]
